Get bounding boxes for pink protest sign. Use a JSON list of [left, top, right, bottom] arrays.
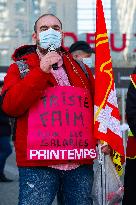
[[27, 86, 96, 160]]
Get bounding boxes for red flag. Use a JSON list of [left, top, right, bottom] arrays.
[[94, 0, 124, 156]]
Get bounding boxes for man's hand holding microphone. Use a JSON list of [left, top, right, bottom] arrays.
[[40, 51, 61, 73]]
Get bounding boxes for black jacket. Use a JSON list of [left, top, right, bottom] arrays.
[[0, 95, 11, 137], [126, 68, 136, 136]]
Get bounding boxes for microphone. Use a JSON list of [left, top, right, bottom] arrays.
[[48, 44, 58, 70]]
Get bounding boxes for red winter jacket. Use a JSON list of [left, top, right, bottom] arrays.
[[2, 45, 95, 167]]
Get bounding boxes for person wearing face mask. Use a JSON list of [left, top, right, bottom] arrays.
[[69, 40, 95, 68], [1, 14, 110, 205]]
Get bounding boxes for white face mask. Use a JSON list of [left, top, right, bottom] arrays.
[[39, 28, 62, 50], [82, 57, 93, 68]]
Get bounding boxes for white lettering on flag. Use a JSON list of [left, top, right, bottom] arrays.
[[94, 105, 122, 137], [107, 88, 118, 108]]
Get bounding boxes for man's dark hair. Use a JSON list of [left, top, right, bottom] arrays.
[[34, 14, 62, 32]]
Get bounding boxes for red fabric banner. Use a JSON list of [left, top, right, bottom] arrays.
[[94, 0, 124, 156]]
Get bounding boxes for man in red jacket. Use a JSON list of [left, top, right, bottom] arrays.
[[2, 14, 110, 205]]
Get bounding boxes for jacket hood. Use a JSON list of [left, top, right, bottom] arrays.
[[12, 45, 69, 62], [12, 45, 37, 61]]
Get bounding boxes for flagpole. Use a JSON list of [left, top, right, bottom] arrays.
[[98, 144, 106, 205], [102, 153, 106, 205]]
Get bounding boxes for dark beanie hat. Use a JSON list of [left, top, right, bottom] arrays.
[[69, 41, 95, 54]]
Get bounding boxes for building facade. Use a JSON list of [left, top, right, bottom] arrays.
[[0, 0, 136, 70], [111, 0, 136, 68], [0, 0, 40, 66]]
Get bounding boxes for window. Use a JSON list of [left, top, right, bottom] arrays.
[[47, 2, 57, 15], [0, 0, 6, 11], [77, 0, 111, 34]]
